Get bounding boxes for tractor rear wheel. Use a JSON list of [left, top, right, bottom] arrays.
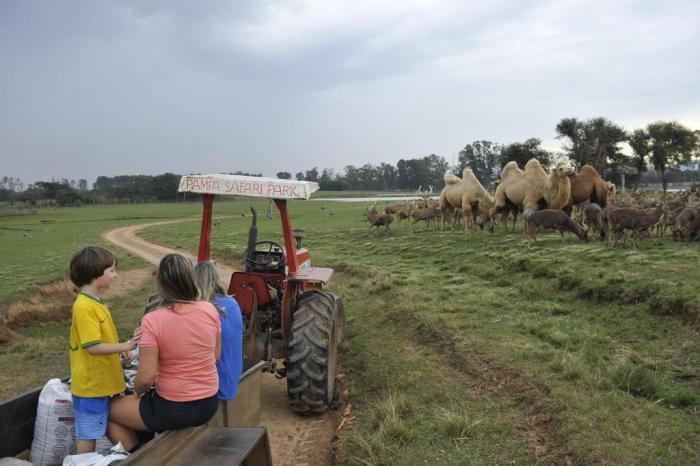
[[287, 291, 343, 414]]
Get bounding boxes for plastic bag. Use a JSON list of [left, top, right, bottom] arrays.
[[29, 379, 112, 466], [61, 443, 128, 466]]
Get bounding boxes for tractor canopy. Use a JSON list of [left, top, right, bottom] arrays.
[[178, 174, 319, 200]]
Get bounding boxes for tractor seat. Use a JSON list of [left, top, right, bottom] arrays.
[[229, 272, 271, 314]]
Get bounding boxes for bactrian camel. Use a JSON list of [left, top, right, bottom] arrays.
[[439, 169, 494, 233], [492, 159, 574, 223]]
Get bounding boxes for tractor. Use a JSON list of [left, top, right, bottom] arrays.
[[178, 174, 344, 415]]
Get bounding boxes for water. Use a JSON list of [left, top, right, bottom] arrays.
[[312, 196, 439, 202]]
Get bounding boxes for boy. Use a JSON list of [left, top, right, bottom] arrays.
[[69, 246, 140, 454]]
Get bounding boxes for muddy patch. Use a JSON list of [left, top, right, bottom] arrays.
[[3, 267, 154, 330]]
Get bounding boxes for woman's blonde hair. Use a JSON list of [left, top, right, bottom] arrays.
[[193, 261, 226, 302], [157, 254, 200, 306]]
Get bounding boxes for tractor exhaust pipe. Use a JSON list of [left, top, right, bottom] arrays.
[[245, 206, 258, 267]]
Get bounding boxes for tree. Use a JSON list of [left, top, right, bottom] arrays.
[[457, 141, 501, 185], [645, 121, 699, 192], [378, 163, 397, 191], [304, 167, 319, 182], [78, 179, 88, 191], [628, 129, 650, 173], [295, 172, 305, 181], [424, 154, 449, 189], [151, 173, 180, 201], [499, 138, 552, 169], [556, 117, 627, 171], [276, 172, 292, 180]]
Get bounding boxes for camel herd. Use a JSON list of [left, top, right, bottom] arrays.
[[364, 159, 700, 248]]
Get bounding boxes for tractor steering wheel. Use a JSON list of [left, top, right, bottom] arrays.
[[245, 241, 285, 272]]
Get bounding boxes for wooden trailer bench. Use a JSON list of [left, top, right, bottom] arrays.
[[0, 360, 269, 465]]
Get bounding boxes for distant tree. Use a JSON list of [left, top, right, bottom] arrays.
[[457, 141, 501, 185], [295, 172, 305, 181], [357, 164, 378, 190], [318, 168, 347, 190], [78, 179, 88, 191], [499, 138, 552, 169], [304, 167, 319, 182], [397, 158, 431, 190], [645, 121, 699, 192], [0, 176, 23, 191], [628, 129, 650, 173], [378, 163, 397, 191], [555, 117, 627, 171], [343, 165, 359, 189], [424, 154, 449, 189], [276, 171, 292, 180], [150, 173, 180, 201]]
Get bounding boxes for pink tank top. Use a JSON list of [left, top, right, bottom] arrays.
[[140, 301, 220, 401]]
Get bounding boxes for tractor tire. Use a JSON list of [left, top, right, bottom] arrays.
[[287, 290, 343, 415]]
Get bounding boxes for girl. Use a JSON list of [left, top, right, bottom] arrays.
[[193, 261, 243, 400]]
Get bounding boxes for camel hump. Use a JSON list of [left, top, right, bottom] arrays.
[[444, 173, 461, 184], [500, 161, 521, 178], [525, 158, 544, 170], [580, 165, 600, 177], [462, 168, 478, 181]]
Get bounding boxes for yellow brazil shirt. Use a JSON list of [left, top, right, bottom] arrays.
[[69, 293, 125, 397]]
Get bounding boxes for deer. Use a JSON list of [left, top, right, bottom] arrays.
[[409, 186, 439, 232], [606, 205, 663, 248], [365, 203, 393, 235], [523, 209, 589, 248]]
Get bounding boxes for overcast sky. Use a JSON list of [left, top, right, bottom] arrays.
[[1, 0, 699, 185]]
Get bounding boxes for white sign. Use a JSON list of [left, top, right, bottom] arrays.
[[178, 174, 320, 200]]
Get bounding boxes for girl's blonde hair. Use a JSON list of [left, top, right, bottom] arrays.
[[193, 261, 226, 302], [157, 254, 200, 306]]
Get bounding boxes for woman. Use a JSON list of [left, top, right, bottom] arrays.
[[193, 261, 243, 400], [108, 254, 221, 450]]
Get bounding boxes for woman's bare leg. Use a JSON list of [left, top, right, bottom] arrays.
[[107, 421, 137, 451], [109, 395, 150, 450]]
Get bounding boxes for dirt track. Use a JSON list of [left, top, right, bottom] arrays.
[[102, 221, 337, 466]]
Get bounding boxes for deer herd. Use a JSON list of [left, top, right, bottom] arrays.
[[364, 159, 700, 249]]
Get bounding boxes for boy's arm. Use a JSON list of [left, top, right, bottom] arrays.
[[86, 341, 135, 355], [85, 327, 141, 356]]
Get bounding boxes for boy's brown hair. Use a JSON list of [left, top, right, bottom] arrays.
[[69, 246, 118, 287]]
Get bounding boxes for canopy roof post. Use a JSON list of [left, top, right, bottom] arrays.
[[275, 199, 299, 273], [198, 194, 215, 262]]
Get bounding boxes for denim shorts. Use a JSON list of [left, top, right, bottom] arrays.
[[139, 390, 218, 433], [72, 395, 110, 440]]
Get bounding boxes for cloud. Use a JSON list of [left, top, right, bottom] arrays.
[[0, 0, 698, 183]]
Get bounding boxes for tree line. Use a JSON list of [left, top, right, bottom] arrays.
[[2, 118, 698, 206], [283, 118, 698, 192]]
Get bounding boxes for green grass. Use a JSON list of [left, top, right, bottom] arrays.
[[141, 200, 700, 464], [0, 281, 154, 400], [0, 201, 252, 314], [1, 199, 698, 464]]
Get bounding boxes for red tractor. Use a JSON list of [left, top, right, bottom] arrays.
[[179, 174, 344, 414]]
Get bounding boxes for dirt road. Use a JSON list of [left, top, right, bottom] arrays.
[[102, 221, 337, 466]]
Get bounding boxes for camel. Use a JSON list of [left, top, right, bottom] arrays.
[[439, 169, 494, 233], [492, 159, 574, 222], [568, 165, 611, 209]]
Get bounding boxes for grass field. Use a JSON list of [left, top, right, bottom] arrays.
[[1, 199, 699, 464]]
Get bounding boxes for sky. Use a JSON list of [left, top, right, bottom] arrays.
[[1, 0, 699, 185]]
